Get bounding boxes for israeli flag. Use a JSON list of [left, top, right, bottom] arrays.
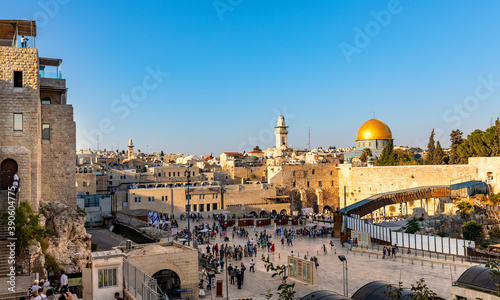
[[162, 214, 167, 230], [148, 210, 153, 225]]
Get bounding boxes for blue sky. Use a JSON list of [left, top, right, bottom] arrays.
[[4, 0, 500, 155]]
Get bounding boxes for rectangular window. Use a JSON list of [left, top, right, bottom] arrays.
[[13, 113, 22, 131], [331, 181, 334, 187], [207, 203, 211, 211], [98, 268, 117, 288], [169, 172, 171, 177], [138, 197, 141, 202], [165, 195, 168, 201], [148, 197, 151, 202], [135, 197, 138, 203], [199, 204, 205, 212], [177, 172, 180, 177], [318, 181, 322, 187], [212, 203, 217, 210], [158, 172, 161, 177], [42, 123, 50, 140], [13, 71, 22, 87], [193, 204, 197, 211], [307, 182, 310, 188], [152, 196, 154, 202], [161, 196, 164, 201]]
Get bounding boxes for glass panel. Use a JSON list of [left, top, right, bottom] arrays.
[[13, 113, 22, 131], [42, 124, 50, 140]]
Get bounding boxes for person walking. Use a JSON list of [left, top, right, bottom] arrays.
[[249, 259, 255, 272], [240, 263, 246, 284], [227, 264, 234, 284], [235, 269, 242, 289]]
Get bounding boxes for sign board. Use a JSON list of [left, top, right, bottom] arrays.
[[287, 256, 317, 286]]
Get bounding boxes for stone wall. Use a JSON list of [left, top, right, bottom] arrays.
[[0, 46, 41, 208], [269, 163, 340, 210], [125, 243, 198, 300], [41, 104, 76, 206], [232, 166, 267, 181], [468, 157, 500, 193], [337, 164, 478, 207]]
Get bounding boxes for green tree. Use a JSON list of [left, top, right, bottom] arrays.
[[253, 145, 262, 151], [377, 141, 397, 166], [405, 218, 420, 234], [424, 129, 436, 165], [462, 220, 484, 242], [360, 148, 373, 163], [160, 150, 164, 156], [2, 202, 50, 256], [261, 255, 295, 300], [449, 129, 464, 164], [433, 141, 447, 164]]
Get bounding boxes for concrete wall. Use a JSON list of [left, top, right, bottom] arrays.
[[469, 157, 500, 194]]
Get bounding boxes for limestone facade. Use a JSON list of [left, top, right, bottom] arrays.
[[269, 163, 340, 211], [0, 43, 76, 208]]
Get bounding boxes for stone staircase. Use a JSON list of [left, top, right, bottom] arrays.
[[0, 190, 31, 300]]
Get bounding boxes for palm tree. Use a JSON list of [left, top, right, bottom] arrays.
[[360, 148, 373, 163]]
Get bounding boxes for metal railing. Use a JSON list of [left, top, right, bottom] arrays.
[[123, 258, 166, 300]]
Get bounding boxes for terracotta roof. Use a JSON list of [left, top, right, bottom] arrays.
[[222, 152, 243, 156], [248, 150, 264, 153]]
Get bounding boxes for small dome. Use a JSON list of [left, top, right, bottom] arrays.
[[356, 118, 393, 141]]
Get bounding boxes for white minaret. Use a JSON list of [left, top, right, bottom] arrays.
[[127, 138, 134, 159], [274, 115, 289, 149]]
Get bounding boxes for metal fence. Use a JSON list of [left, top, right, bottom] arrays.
[[345, 216, 474, 256], [123, 258, 165, 300]]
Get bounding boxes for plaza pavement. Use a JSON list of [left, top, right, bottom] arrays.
[[189, 220, 471, 300]]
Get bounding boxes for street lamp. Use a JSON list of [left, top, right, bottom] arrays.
[[338, 255, 348, 297], [225, 251, 229, 300], [185, 164, 193, 247]]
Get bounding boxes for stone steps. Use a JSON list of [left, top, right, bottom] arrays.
[[0, 291, 27, 300]]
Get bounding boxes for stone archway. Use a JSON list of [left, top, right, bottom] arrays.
[[153, 269, 182, 298], [260, 210, 268, 217], [249, 211, 257, 217], [323, 205, 332, 214], [1, 159, 18, 190], [280, 209, 287, 215]]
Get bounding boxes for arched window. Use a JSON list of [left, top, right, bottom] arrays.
[[42, 97, 51, 104]]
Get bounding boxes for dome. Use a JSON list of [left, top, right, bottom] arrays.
[[356, 118, 393, 141]]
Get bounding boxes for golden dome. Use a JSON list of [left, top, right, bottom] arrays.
[[356, 118, 393, 141]]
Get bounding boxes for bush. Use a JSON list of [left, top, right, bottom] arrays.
[[2, 202, 50, 257], [91, 242, 98, 252], [405, 218, 420, 234], [44, 254, 61, 276], [463, 220, 484, 242], [489, 225, 500, 239]]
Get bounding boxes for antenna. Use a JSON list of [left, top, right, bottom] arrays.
[[307, 127, 311, 151]]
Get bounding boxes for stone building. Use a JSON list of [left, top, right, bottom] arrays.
[[0, 20, 75, 208]]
